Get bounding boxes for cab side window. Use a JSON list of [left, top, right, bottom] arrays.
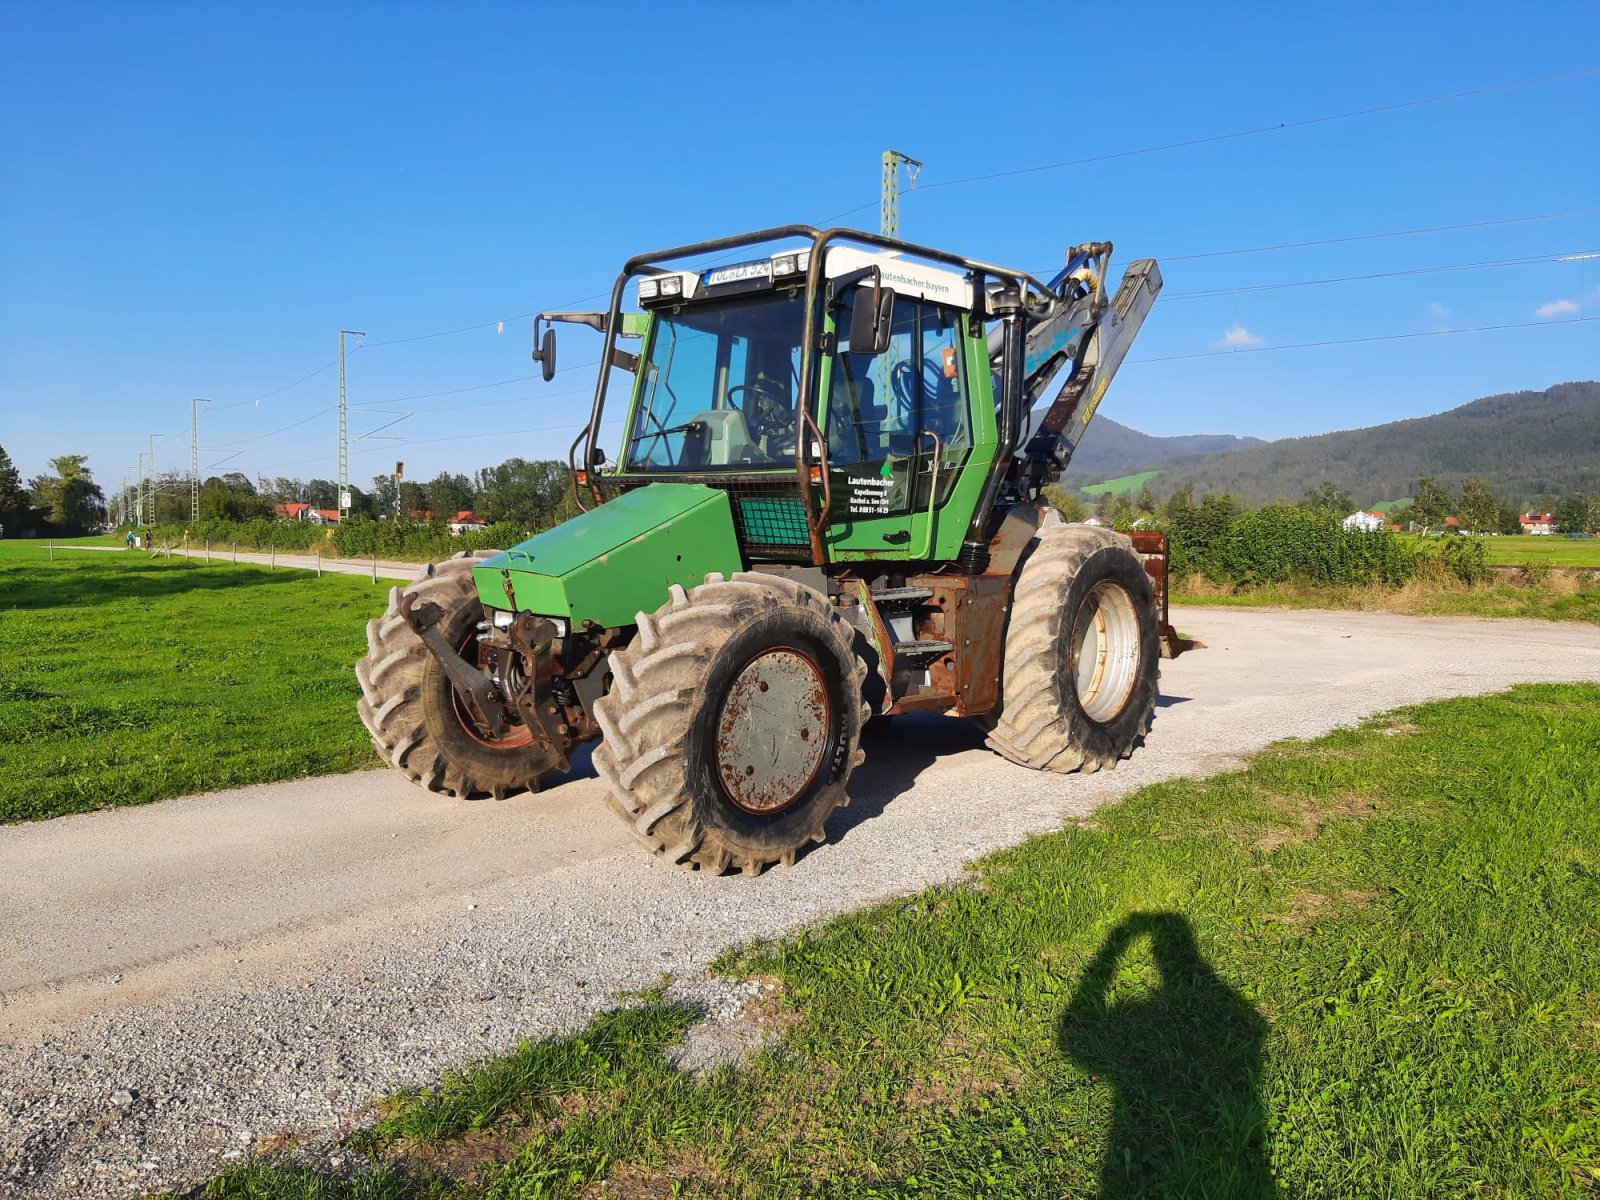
[[827, 292, 969, 466]]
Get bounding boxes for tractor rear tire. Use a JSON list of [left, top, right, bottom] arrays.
[[984, 518, 1159, 774], [356, 549, 560, 800], [594, 572, 869, 875]]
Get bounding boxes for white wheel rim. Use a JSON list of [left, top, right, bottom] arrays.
[[1070, 580, 1142, 724]]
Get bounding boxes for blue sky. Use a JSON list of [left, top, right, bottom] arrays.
[[2, 1, 1596, 490]]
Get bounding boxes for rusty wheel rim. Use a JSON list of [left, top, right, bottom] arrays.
[[450, 630, 535, 750], [713, 646, 831, 816]]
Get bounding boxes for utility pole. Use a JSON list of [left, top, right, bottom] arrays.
[[147, 433, 163, 525], [880, 149, 922, 239], [135, 453, 146, 526], [338, 330, 365, 522], [190, 398, 209, 523]]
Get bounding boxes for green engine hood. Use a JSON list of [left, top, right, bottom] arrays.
[[473, 483, 744, 629]]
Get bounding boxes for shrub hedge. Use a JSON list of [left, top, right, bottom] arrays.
[[148, 501, 1493, 589], [145, 516, 536, 563], [1166, 501, 1487, 589]]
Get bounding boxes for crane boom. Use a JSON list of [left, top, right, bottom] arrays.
[[988, 244, 1163, 488]]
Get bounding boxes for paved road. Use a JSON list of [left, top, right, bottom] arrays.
[[4, 608, 1600, 1196]]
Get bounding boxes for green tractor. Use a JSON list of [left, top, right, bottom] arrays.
[[357, 225, 1177, 874]]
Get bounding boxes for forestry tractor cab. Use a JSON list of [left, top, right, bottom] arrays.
[[358, 225, 1173, 875]]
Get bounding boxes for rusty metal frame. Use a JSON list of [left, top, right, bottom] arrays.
[[1126, 530, 1193, 658]]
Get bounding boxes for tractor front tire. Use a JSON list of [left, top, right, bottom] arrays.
[[594, 573, 869, 875], [357, 550, 560, 800], [985, 519, 1160, 773]]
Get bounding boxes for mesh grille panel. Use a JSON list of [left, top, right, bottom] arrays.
[[597, 474, 814, 561]]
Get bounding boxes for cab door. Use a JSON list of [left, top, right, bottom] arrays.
[[822, 293, 973, 561]]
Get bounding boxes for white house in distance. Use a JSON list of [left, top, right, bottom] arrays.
[[1520, 512, 1555, 535], [1342, 510, 1385, 533], [448, 510, 487, 536]]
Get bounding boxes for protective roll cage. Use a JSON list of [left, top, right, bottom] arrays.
[[566, 225, 1060, 566]]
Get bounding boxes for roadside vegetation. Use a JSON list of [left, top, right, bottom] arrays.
[[183, 684, 1600, 1197], [1157, 503, 1600, 625], [1042, 478, 1600, 627], [0, 540, 387, 822], [144, 515, 539, 564]]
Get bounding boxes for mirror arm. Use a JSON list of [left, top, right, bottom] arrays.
[[539, 311, 610, 333], [826, 264, 882, 308]]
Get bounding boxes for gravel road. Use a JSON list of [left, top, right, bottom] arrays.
[[59, 543, 416, 580], [4, 607, 1599, 1196]]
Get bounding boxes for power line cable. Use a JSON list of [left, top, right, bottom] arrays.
[[1128, 315, 1597, 364], [1161, 248, 1598, 300], [913, 67, 1600, 194], [209, 360, 341, 411], [206, 406, 336, 449], [156, 69, 1597, 443], [1160, 207, 1600, 263]]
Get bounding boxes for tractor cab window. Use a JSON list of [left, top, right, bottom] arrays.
[[624, 292, 806, 472], [826, 291, 970, 467]]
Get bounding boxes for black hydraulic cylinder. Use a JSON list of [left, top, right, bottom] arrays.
[[962, 286, 1026, 570]]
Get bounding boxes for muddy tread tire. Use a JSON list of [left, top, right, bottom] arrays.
[[357, 549, 555, 800], [593, 572, 869, 876], [985, 516, 1159, 774]]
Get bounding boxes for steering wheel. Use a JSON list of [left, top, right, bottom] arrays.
[[726, 380, 793, 438]]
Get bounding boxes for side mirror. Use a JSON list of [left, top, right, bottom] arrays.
[[530, 325, 557, 382], [590, 447, 607, 468], [848, 286, 894, 356]]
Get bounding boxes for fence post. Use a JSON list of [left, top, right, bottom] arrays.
[[371, 550, 378, 584], [316, 548, 322, 578], [232, 541, 238, 565], [270, 542, 276, 571], [48, 539, 54, 561]]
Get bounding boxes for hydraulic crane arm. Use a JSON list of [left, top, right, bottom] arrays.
[[1001, 244, 1163, 488]]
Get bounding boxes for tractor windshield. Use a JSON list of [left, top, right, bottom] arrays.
[[623, 292, 807, 471]]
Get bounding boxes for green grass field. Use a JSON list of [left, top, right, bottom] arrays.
[[1080, 469, 1160, 497], [0, 539, 389, 822], [189, 684, 1600, 1198], [1483, 534, 1600, 567]]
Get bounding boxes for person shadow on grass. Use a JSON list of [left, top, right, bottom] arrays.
[[1061, 912, 1277, 1199]]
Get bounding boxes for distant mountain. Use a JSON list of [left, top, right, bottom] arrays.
[[1151, 381, 1600, 507], [1062, 416, 1264, 483]]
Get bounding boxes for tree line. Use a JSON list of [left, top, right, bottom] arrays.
[[1057, 473, 1600, 538], [162, 459, 577, 529], [0, 447, 107, 536], [0, 443, 584, 539]]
